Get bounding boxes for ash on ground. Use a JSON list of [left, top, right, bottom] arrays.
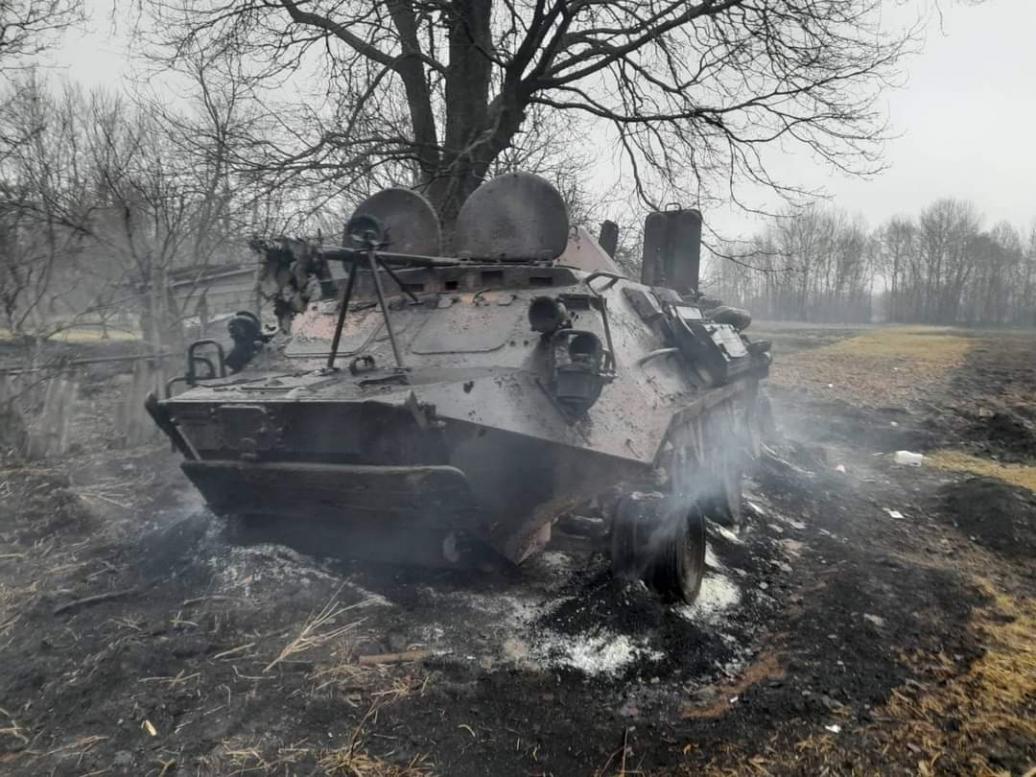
[[152, 489, 789, 715]]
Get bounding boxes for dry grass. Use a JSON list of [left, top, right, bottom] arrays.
[[880, 579, 1036, 775], [820, 326, 968, 361], [0, 706, 30, 748], [264, 594, 370, 672], [211, 741, 308, 774], [44, 734, 110, 757], [312, 659, 369, 693], [311, 657, 431, 774], [317, 746, 433, 776], [927, 449, 1036, 492], [698, 578, 1036, 777], [770, 326, 973, 406], [209, 692, 435, 777], [0, 579, 40, 640], [0, 327, 140, 343]]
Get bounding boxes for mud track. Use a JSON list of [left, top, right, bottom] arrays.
[[1, 327, 1034, 776]]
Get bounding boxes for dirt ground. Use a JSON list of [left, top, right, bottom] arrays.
[[1, 326, 1034, 776]]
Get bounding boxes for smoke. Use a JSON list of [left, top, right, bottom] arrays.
[[610, 388, 774, 601]]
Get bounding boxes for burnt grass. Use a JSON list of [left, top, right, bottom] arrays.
[[930, 331, 1036, 463], [1, 331, 1034, 776], [938, 477, 1036, 563], [372, 457, 990, 777]]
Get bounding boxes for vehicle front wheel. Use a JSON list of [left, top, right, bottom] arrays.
[[610, 493, 707, 604]]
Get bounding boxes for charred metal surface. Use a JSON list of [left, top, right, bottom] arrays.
[[150, 172, 772, 602], [145, 392, 197, 460], [598, 220, 619, 258], [215, 404, 283, 460], [183, 460, 475, 524]]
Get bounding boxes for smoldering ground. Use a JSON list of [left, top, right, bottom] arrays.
[[1, 325, 1034, 776]]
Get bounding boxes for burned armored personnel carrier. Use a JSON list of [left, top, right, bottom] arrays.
[[148, 173, 770, 603]]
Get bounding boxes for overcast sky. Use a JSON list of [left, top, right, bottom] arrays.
[[821, 0, 1036, 235], [47, 0, 1036, 238]]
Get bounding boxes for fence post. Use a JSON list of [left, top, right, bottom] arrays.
[[26, 372, 78, 458], [118, 358, 162, 448]]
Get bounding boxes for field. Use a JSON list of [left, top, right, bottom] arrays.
[[1, 325, 1034, 776]]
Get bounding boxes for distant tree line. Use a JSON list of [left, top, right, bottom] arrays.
[[877, 202, 1036, 326], [705, 202, 1036, 326]]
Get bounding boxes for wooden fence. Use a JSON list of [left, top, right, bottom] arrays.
[[0, 355, 169, 459]]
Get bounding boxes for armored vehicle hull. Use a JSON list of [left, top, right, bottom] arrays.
[[150, 174, 770, 603]]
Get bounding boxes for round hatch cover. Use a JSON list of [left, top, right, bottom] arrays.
[[455, 172, 569, 261], [351, 188, 442, 256]]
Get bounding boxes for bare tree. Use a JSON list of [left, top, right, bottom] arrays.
[[143, 0, 915, 234], [0, 77, 92, 340], [81, 84, 248, 350], [704, 205, 874, 323], [0, 60, 316, 350], [915, 199, 980, 323], [875, 216, 916, 322], [1022, 223, 1036, 326], [0, 0, 82, 71], [0, 0, 87, 340]]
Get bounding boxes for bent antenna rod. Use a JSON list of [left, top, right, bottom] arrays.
[[325, 216, 429, 373], [365, 243, 406, 370]]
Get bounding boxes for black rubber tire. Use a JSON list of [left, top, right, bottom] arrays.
[[609, 493, 657, 581], [645, 503, 707, 604], [609, 494, 708, 604]]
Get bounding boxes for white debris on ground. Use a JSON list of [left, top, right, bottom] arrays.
[[705, 545, 725, 570], [414, 582, 674, 676], [200, 521, 753, 679], [534, 551, 575, 571], [780, 538, 805, 557], [754, 502, 808, 532], [418, 624, 446, 643], [340, 579, 395, 608], [426, 588, 549, 625], [745, 500, 767, 518], [532, 630, 662, 675], [781, 516, 807, 531], [676, 572, 741, 624], [711, 524, 742, 545], [391, 526, 758, 676], [893, 450, 925, 467]]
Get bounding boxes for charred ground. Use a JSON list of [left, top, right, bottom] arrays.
[[1, 325, 1034, 776]]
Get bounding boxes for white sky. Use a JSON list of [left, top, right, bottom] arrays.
[[817, 0, 1036, 235], [43, 0, 1036, 239]]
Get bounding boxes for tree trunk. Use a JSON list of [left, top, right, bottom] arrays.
[[422, 0, 530, 244], [387, 1, 441, 184], [426, 0, 492, 221]]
